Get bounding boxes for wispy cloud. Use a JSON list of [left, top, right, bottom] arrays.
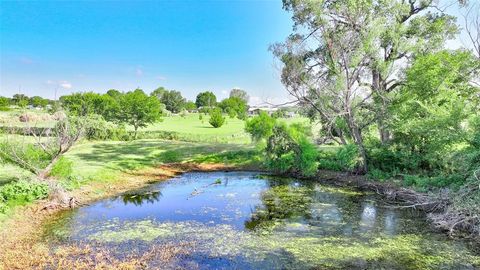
[[46, 80, 72, 89], [59, 81, 72, 89], [135, 67, 143, 76], [156, 75, 166, 81]]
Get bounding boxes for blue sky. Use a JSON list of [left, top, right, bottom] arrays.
[[0, 0, 292, 104], [0, 1, 474, 104]]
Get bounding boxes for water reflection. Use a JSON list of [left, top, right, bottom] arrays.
[[42, 171, 480, 269], [121, 191, 162, 206]]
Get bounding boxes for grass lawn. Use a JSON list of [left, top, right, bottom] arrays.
[[0, 163, 33, 186], [63, 139, 259, 182], [129, 113, 312, 143]]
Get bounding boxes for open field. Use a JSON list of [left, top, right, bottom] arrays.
[[0, 109, 56, 128], [62, 139, 260, 186]]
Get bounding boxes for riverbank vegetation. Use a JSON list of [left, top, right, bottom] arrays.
[[268, 0, 480, 237]]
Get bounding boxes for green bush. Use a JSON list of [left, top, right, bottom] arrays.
[[0, 141, 53, 172], [83, 114, 128, 140], [296, 137, 319, 176], [336, 144, 359, 171], [265, 123, 318, 177], [50, 156, 73, 178], [209, 108, 225, 128], [245, 111, 276, 141], [0, 180, 49, 213]]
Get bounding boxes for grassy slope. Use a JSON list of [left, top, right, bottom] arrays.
[[63, 139, 259, 184]]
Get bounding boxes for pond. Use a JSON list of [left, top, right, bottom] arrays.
[[43, 171, 480, 269]]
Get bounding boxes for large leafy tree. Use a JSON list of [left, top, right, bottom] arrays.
[[218, 96, 247, 119], [117, 89, 162, 138], [150, 87, 167, 100], [390, 50, 479, 171], [229, 88, 249, 103], [30, 96, 49, 109], [60, 92, 118, 120], [195, 91, 217, 108], [160, 90, 186, 113], [273, 0, 459, 172]]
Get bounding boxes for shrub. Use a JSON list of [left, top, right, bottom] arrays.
[[0, 141, 53, 172], [209, 108, 225, 128], [0, 180, 49, 213], [265, 123, 318, 177], [296, 137, 319, 176], [50, 156, 73, 178], [336, 144, 360, 171], [245, 111, 276, 141], [318, 144, 361, 172], [83, 114, 128, 140]]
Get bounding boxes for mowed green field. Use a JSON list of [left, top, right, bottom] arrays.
[[127, 113, 311, 144], [63, 139, 259, 182]]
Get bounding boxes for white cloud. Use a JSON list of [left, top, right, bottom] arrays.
[[60, 81, 72, 89], [45, 80, 72, 89], [135, 68, 143, 76], [156, 75, 166, 80], [221, 90, 228, 96]]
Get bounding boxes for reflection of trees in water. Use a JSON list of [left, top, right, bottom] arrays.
[[244, 177, 405, 237], [121, 191, 162, 206], [245, 181, 314, 231]]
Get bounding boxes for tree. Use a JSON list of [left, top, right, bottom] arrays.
[[60, 92, 118, 120], [195, 91, 217, 108], [161, 90, 186, 113], [229, 88, 249, 103], [245, 111, 276, 142], [0, 96, 10, 110], [208, 108, 225, 128], [117, 89, 162, 138], [30, 96, 49, 109], [13, 94, 29, 108], [184, 101, 197, 111], [106, 89, 122, 99], [150, 87, 167, 100], [273, 0, 459, 172], [390, 50, 479, 171], [218, 97, 247, 119]]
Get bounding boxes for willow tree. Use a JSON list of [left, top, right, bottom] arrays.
[[273, 0, 458, 172]]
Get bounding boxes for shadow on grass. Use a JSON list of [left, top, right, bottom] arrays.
[[72, 140, 258, 173]]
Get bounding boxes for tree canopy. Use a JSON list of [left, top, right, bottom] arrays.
[[195, 91, 217, 108]]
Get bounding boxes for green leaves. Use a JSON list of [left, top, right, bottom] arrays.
[[208, 108, 225, 128], [117, 89, 162, 136]]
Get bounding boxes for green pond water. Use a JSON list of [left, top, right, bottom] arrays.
[[43, 171, 480, 269]]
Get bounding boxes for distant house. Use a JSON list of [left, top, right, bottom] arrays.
[[285, 111, 296, 118], [248, 106, 278, 116]]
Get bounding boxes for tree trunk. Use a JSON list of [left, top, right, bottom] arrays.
[[345, 115, 368, 174], [134, 125, 138, 139], [38, 153, 61, 179], [372, 70, 391, 144]]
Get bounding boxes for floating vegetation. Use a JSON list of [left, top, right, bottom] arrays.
[[84, 219, 480, 270], [43, 171, 480, 269]]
